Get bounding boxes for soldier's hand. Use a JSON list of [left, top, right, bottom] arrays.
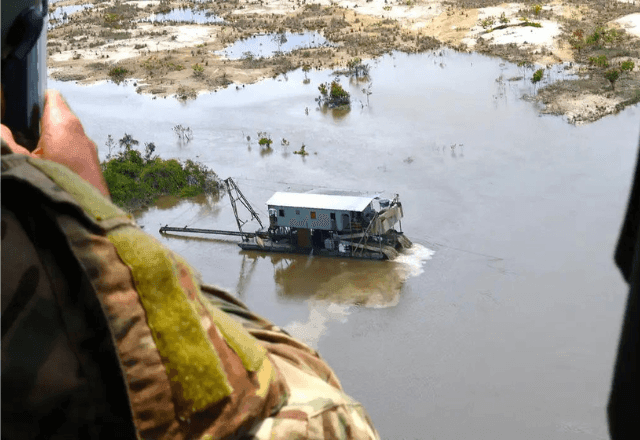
[[1, 124, 33, 156], [1, 90, 110, 198]]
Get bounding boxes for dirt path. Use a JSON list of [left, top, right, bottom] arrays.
[[48, 0, 640, 124]]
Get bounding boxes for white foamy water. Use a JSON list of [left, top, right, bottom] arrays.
[[394, 243, 435, 278]]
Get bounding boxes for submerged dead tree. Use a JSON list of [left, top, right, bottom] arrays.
[[173, 124, 193, 143]]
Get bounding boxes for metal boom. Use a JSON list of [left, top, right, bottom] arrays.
[[225, 178, 264, 240]]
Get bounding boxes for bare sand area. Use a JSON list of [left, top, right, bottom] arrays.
[[48, 0, 640, 124]]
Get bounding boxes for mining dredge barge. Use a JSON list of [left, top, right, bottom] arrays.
[[160, 178, 411, 260]]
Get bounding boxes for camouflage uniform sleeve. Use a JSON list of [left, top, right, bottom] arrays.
[[201, 285, 381, 440], [1, 191, 136, 439], [1, 205, 89, 438]]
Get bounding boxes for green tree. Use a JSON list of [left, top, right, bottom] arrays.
[[140, 159, 186, 194], [302, 64, 311, 79], [108, 66, 129, 84], [532, 68, 544, 83], [621, 60, 635, 72], [585, 27, 605, 47], [257, 131, 273, 149], [604, 68, 620, 90], [532, 4, 542, 17], [569, 29, 585, 53], [294, 144, 309, 156], [119, 133, 139, 151], [588, 55, 609, 68], [318, 81, 351, 108], [192, 63, 205, 79], [102, 133, 219, 209]]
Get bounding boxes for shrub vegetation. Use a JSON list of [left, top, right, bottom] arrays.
[[318, 80, 350, 108], [621, 60, 635, 72], [604, 68, 621, 90], [108, 66, 129, 84], [589, 55, 609, 68], [531, 68, 544, 83], [102, 134, 220, 209]]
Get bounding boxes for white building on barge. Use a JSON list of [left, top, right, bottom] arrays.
[[159, 179, 411, 260], [240, 189, 411, 260]]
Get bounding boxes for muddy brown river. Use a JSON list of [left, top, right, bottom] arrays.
[[53, 50, 639, 440]]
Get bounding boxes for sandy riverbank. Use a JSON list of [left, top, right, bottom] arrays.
[[48, 0, 640, 124]]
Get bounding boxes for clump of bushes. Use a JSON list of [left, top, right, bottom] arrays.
[[141, 56, 184, 73], [192, 63, 205, 79], [532, 4, 542, 16], [601, 60, 634, 91], [621, 60, 635, 72], [176, 85, 197, 101], [604, 68, 621, 90], [479, 16, 495, 29], [258, 133, 273, 149], [102, 133, 220, 209], [293, 144, 309, 156], [589, 55, 609, 68], [346, 57, 369, 77], [302, 64, 311, 80], [317, 80, 350, 108], [108, 66, 129, 84], [531, 68, 544, 83], [569, 26, 622, 52]]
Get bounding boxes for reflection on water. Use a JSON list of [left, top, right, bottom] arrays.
[[151, 191, 223, 211], [48, 4, 93, 28], [153, 194, 183, 210], [253, 243, 435, 308], [50, 4, 93, 16], [273, 245, 432, 348], [143, 8, 223, 24], [319, 104, 352, 121], [216, 32, 331, 59], [273, 254, 403, 307], [136, 191, 224, 237]]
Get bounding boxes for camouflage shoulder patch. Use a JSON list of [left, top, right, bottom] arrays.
[[107, 227, 235, 412]]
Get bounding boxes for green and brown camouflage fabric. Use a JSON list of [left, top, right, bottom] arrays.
[[202, 284, 381, 440], [1, 147, 380, 440]]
